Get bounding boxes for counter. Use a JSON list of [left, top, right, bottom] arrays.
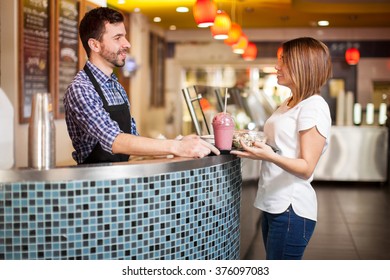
[[314, 126, 388, 182], [0, 155, 242, 260]]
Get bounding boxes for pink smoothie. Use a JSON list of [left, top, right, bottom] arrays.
[[212, 113, 235, 150]]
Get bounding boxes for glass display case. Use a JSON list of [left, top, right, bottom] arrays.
[[181, 65, 290, 135]]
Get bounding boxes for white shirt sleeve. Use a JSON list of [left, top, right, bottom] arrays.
[[297, 96, 332, 141]]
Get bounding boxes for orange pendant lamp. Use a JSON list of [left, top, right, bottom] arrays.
[[242, 42, 258, 61], [277, 46, 283, 59], [232, 33, 248, 54], [193, 0, 217, 28], [224, 22, 242, 45], [210, 10, 231, 40], [345, 47, 360, 65]]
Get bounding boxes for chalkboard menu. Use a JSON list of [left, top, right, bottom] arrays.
[[56, 0, 79, 118], [19, 0, 52, 123]]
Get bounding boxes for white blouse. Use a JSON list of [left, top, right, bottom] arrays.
[[254, 95, 331, 221]]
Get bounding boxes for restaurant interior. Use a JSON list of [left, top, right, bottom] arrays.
[[1, 0, 390, 260]]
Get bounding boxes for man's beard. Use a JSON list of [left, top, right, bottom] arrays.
[[101, 45, 128, 68]]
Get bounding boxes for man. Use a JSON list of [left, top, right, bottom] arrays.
[[64, 7, 219, 164]]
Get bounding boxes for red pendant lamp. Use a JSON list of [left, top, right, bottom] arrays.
[[193, 0, 217, 28], [210, 10, 231, 40], [242, 42, 258, 61], [224, 22, 242, 45], [345, 47, 360, 65], [232, 33, 248, 54], [277, 46, 283, 60]]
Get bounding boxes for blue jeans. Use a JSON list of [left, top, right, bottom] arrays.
[[261, 205, 316, 260]]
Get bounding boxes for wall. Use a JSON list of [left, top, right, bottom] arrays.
[[129, 13, 168, 138], [167, 27, 390, 43], [1, 0, 20, 168], [358, 58, 390, 105], [129, 14, 180, 139]]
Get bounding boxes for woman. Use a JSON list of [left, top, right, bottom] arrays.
[[231, 37, 332, 259]]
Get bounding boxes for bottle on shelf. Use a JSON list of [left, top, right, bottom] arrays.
[[378, 103, 387, 126], [353, 103, 362, 126], [28, 92, 56, 169], [366, 103, 374, 125]]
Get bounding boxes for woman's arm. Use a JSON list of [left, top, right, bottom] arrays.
[[231, 126, 326, 180]]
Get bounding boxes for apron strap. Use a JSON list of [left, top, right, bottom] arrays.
[[83, 64, 109, 108]]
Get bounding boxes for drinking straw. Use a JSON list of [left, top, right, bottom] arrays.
[[224, 88, 228, 114]]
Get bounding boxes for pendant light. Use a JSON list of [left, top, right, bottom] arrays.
[[277, 46, 283, 59], [345, 16, 360, 65], [193, 0, 217, 28], [345, 47, 360, 65], [232, 33, 248, 54], [210, 10, 231, 40], [242, 42, 257, 61], [224, 0, 241, 45], [224, 22, 242, 45]]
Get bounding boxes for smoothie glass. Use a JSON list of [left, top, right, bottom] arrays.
[[212, 112, 235, 151]]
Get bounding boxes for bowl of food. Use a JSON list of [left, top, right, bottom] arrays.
[[232, 130, 266, 149]]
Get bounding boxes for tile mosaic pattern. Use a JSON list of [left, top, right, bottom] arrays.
[[0, 158, 242, 260]]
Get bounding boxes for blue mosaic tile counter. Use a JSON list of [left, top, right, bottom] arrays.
[[0, 155, 242, 260]]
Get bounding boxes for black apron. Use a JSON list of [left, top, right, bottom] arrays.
[[82, 64, 131, 164]]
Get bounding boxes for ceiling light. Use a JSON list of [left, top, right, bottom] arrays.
[[318, 20, 329, 27], [210, 10, 231, 40], [277, 46, 283, 60], [153, 17, 161, 23], [224, 22, 242, 46], [193, 0, 217, 28], [118, 0, 125, 4], [232, 34, 248, 54], [133, 7, 141, 13], [242, 42, 257, 61], [176, 7, 189, 13], [345, 47, 360, 65], [169, 25, 177, 30]]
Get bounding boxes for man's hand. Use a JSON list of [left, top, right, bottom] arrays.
[[175, 134, 220, 158]]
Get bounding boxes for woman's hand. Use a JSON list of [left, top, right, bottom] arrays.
[[231, 127, 326, 180], [230, 140, 275, 161]]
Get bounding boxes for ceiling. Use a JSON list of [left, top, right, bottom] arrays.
[[106, 0, 390, 30]]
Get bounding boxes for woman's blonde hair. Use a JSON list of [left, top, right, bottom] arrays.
[[282, 37, 332, 106]]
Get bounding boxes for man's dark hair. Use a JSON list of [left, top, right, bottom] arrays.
[[79, 7, 124, 57]]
